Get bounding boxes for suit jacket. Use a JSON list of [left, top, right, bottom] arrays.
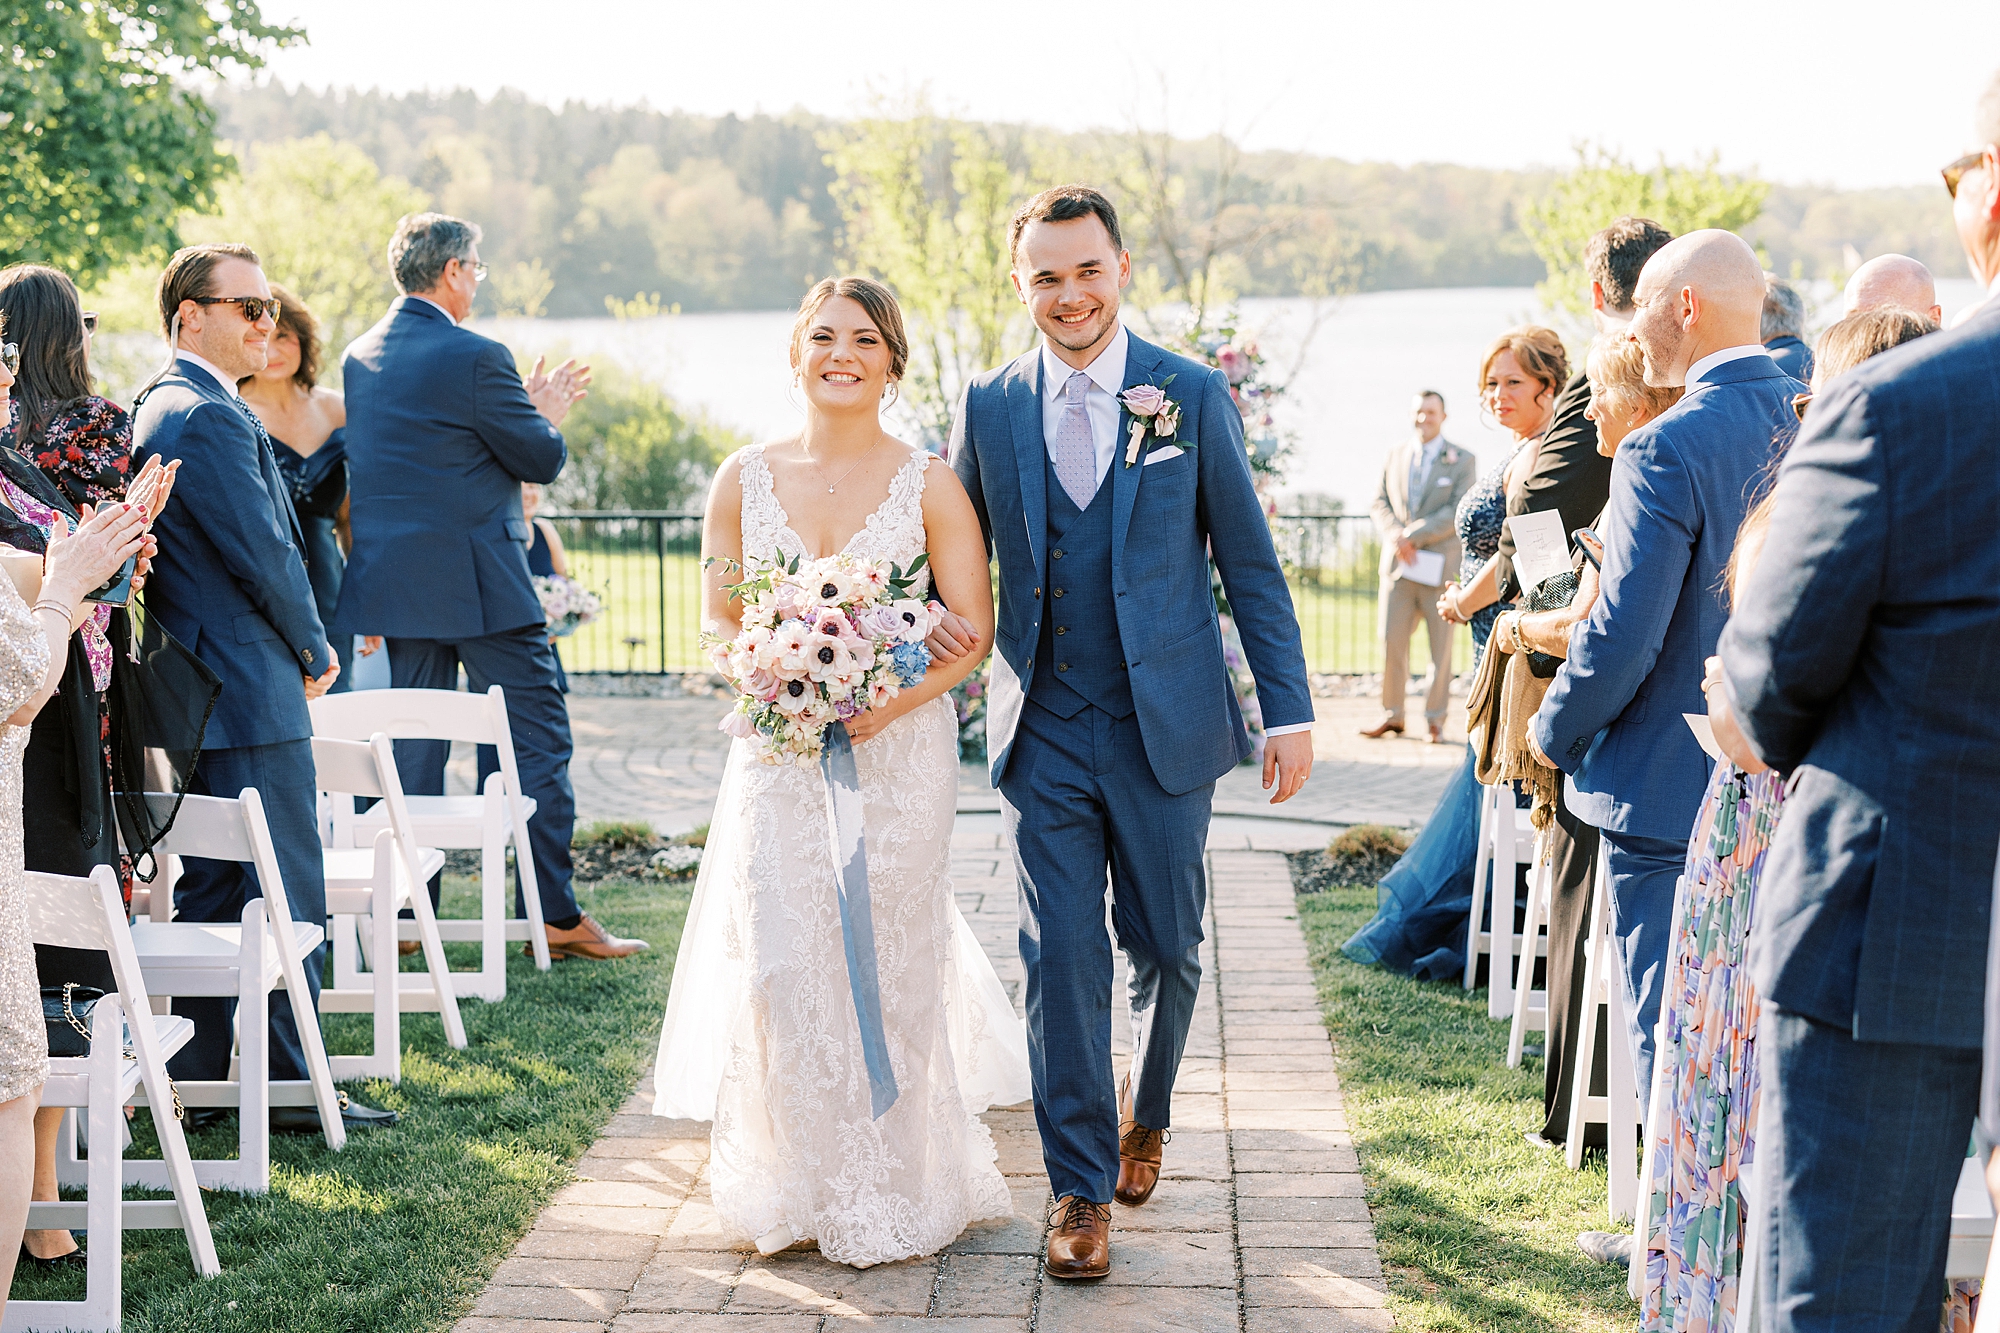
[[337, 297, 566, 640], [951, 333, 1312, 796], [1726, 304, 2000, 1049], [1369, 436, 1476, 579], [134, 360, 330, 750], [1491, 372, 1612, 602], [1764, 334, 1814, 385], [1530, 354, 1802, 841]]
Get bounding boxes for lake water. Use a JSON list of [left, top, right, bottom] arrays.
[[475, 276, 1983, 512]]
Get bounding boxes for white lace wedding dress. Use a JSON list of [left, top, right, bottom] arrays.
[[653, 444, 1029, 1267]]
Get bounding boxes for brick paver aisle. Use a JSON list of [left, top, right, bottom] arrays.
[[454, 846, 1386, 1332]]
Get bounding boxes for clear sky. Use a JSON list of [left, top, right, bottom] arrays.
[[252, 0, 2000, 190]]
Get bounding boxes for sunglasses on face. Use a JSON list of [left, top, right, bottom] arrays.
[[0, 343, 16, 375], [1943, 151, 1987, 199], [455, 257, 489, 282], [192, 295, 282, 324]]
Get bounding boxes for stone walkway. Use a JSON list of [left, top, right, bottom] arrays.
[[447, 689, 1443, 1331], [456, 847, 1382, 1333]]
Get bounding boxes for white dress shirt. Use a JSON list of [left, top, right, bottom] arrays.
[[175, 349, 242, 398], [1036, 327, 1312, 740], [1685, 343, 1769, 388], [1039, 325, 1128, 488]]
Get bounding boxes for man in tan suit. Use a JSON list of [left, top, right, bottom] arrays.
[[1366, 391, 1476, 742]]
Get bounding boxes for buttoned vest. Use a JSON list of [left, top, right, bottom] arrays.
[[1030, 453, 1133, 719]]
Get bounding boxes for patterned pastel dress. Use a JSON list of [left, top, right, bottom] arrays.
[[1639, 761, 1785, 1332]]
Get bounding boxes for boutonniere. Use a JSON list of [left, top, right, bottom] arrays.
[[1119, 376, 1184, 467]]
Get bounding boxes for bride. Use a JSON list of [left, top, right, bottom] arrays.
[[652, 276, 1030, 1267]]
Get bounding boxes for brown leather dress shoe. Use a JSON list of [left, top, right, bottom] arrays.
[[1115, 1124, 1167, 1207], [1045, 1195, 1111, 1279], [529, 914, 650, 960], [1359, 718, 1405, 739], [1428, 721, 1445, 744]]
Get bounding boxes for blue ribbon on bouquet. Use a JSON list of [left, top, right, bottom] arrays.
[[820, 720, 899, 1119]]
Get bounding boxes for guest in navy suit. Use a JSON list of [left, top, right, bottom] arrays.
[[133, 243, 395, 1133], [1530, 231, 1803, 1101], [1717, 77, 2000, 1331], [338, 213, 643, 960], [1762, 275, 1815, 384]]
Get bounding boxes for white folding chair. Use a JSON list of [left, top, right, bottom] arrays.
[[126, 788, 348, 1190], [312, 685, 551, 993], [5, 866, 219, 1333], [314, 733, 466, 1082], [1465, 781, 1536, 1019], [1565, 854, 1643, 1222], [1506, 842, 1555, 1067]]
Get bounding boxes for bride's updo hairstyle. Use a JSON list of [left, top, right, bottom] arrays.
[[789, 276, 910, 394]]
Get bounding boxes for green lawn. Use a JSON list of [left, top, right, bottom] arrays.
[[10, 874, 688, 1332], [1295, 885, 1637, 1332]]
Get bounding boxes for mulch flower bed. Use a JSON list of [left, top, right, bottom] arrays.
[[1288, 824, 1414, 893]]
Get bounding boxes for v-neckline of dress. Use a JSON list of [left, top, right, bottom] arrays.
[[758, 444, 924, 560]]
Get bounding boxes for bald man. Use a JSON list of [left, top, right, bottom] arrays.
[[1842, 252, 1943, 324], [1529, 230, 1805, 1114]]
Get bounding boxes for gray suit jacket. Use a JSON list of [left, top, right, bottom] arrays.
[[951, 333, 1312, 796], [1726, 301, 2000, 1050], [1370, 438, 1476, 579]]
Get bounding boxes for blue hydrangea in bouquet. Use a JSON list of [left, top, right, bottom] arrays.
[[704, 551, 943, 766]]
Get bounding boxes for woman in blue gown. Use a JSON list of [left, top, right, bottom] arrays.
[[1342, 328, 1567, 980], [238, 286, 354, 683]]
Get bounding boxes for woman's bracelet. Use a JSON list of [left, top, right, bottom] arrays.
[[31, 598, 76, 629]]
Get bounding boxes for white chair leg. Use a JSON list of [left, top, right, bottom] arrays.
[[238, 902, 271, 1193], [1606, 972, 1642, 1225], [87, 1000, 125, 1329], [512, 796, 551, 972], [1507, 845, 1551, 1068], [374, 873, 400, 1083], [477, 782, 507, 1000], [1489, 797, 1521, 1021], [1566, 857, 1612, 1171], [403, 851, 467, 1050], [1465, 783, 1495, 991]]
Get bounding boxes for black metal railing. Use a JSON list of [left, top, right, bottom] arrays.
[[544, 512, 1472, 677]]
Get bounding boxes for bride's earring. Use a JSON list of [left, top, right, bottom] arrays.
[[785, 370, 804, 414], [883, 379, 900, 410]]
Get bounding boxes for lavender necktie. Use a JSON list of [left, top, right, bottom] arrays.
[[1052, 370, 1098, 509]]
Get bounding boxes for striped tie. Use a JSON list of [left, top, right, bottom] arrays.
[[1052, 370, 1098, 509]]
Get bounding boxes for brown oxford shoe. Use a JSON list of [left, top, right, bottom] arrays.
[[1114, 1073, 1167, 1207], [1358, 718, 1405, 739], [1116, 1124, 1167, 1207], [1428, 721, 1446, 744], [529, 914, 650, 961], [1045, 1195, 1111, 1280]]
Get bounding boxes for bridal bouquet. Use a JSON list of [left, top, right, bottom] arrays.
[[534, 574, 603, 638], [705, 551, 943, 765]]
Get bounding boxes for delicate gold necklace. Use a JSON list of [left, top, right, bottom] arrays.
[[808, 435, 880, 494]]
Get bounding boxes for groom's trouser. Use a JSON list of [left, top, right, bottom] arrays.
[[1000, 699, 1214, 1206]]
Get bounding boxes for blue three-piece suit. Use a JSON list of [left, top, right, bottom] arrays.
[[952, 330, 1312, 1204]]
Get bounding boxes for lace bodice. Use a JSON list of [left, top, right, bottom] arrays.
[[0, 571, 52, 1103], [738, 444, 934, 593]]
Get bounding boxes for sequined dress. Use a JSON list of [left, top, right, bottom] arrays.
[[1454, 441, 1526, 659], [0, 569, 54, 1103], [1639, 761, 1785, 1331]]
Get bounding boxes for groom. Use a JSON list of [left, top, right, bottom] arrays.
[[941, 185, 1315, 1279]]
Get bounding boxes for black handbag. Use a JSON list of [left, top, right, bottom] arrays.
[[108, 599, 221, 876], [1524, 570, 1580, 679], [41, 983, 105, 1057]]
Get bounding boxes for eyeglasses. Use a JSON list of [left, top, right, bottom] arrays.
[[81, 311, 97, 334], [1942, 151, 1987, 198], [192, 295, 282, 324], [1792, 392, 1813, 422], [0, 343, 16, 375], [454, 257, 489, 282]]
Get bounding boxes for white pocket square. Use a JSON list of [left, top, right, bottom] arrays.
[[1435, 477, 1452, 487], [1144, 444, 1185, 465]]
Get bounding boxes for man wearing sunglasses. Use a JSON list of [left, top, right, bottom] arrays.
[[133, 242, 398, 1135], [1716, 70, 2000, 1332]]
